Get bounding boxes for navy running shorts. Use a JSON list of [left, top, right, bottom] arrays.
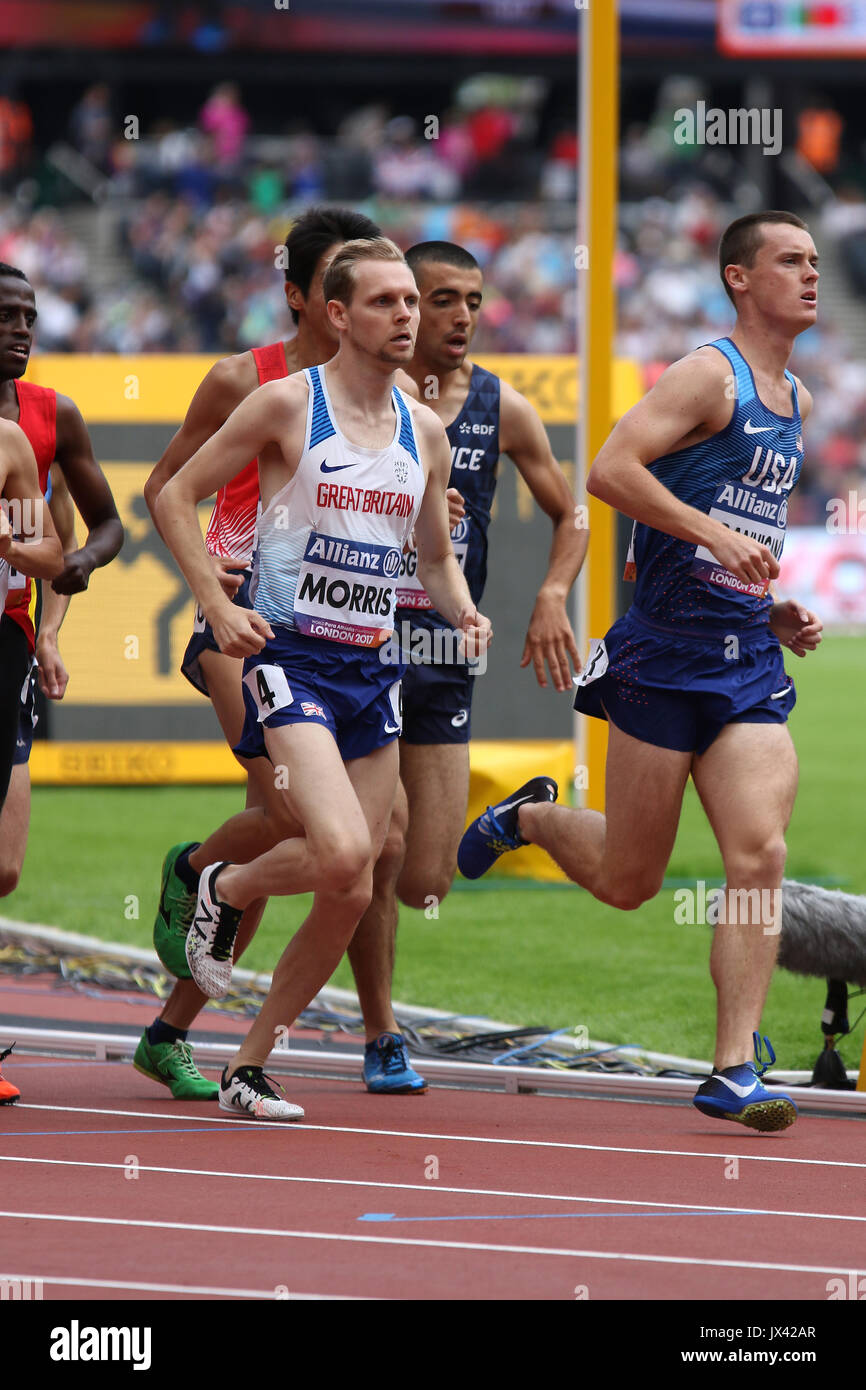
[[235, 624, 405, 764], [0, 615, 30, 804], [400, 659, 476, 745], [13, 659, 38, 767], [181, 568, 254, 697], [573, 605, 796, 756]]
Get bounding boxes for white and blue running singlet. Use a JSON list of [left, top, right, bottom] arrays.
[[624, 337, 804, 629], [252, 364, 426, 647]]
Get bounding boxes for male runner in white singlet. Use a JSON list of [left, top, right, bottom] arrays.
[[157, 239, 490, 1119]]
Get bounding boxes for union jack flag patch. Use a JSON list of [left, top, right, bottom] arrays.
[[301, 701, 325, 718]]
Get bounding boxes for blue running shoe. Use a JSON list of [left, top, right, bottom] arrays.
[[457, 776, 558, 880], [693, 1033, 797, 1132], [363, 1033, 427, 1094]]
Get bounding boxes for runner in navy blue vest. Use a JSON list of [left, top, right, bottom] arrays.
[[350, 241, 587, 1093], [459, 212, 824, 1132]]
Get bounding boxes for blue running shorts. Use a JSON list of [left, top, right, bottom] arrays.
[[13, 659, 38, 767], [573, 605, 795, 756], [235, 625, 405, 764], [181, 569, 254, 697], [400, 660, 476, 745]]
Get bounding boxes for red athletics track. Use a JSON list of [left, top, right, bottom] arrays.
[[1, 974, 865, 1300]]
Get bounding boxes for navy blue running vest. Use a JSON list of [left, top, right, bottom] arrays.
[[627, 338, 804, 630], [395, 362, 501, 650]]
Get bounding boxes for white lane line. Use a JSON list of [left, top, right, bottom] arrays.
[[0, 1272, 368, 1300], [0, 1210, 848, 1276], [16, 1102, 866, 1171], [0, 1153, 861, 1226]]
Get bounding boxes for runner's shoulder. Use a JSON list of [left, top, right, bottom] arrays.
[[394, 369, 420, 399], [643, 347, 734, 430], [655, 345, 732, 394], [791, 374, 813, 422], [204, 350, 261, 400], [0, 415, 29, 457], [404, 394, 448, 447]]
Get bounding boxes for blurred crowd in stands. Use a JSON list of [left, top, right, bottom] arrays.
[[1, 75, 866, 518]]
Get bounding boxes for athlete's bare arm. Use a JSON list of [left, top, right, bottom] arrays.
[[36, 465, 76, 700], [412, 409, 491, 654], [588, 349, 780, 589], [499, 381, 583, 691], [0, 421, 63, 579], [143, 353, 259, 594], [143, 353, 257, 537], [157, 377, 306, 656], [52, 394, 123, 594]]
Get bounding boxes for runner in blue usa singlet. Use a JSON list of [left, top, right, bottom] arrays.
[[574, 337, 804, 754]]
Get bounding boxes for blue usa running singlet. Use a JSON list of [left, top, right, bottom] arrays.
[[626, 338, 804, 629]]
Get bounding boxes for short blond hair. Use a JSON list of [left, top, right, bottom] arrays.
[[322, 237, 408, 307]]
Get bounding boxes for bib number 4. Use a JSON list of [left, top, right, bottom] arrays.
[[244, 663, 293, 722]]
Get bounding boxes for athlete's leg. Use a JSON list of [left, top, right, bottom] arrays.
[[691, 722, 798, 1071], [224, 729, 399, 1073], [345, 742, 469, 1042], [156, 649, 300, 1031], [0, 764, 30, 898], [519, 719, 692, 909], [397, 742, 470, 909], [346, 780, 408, 1040]]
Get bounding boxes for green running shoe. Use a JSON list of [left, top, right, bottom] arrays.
[[153, 841, 198, 978], [133, 1031, 218, 1100]]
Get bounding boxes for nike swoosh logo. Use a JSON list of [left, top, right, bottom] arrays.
[[384, 721, 401, 734], [320, 461, 357, 474], [494, 787, 555, 816], [715, 1075, 758, 1098], [743, 420, 774, 435], [770, 687, 790, 700]]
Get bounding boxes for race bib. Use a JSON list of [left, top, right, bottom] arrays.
[[691, 481, 789, 597], [294, 530, 403, 646], [244, 663, 293, 722], [574, 638, 608, 688], [396, 518, 469, 610]]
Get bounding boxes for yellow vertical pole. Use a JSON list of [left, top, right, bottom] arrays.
[[575, 0, 619, 813]]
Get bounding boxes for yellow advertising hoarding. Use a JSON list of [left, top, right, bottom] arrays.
[[29, 353, 639, 710]]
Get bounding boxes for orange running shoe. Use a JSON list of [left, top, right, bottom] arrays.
[[0, 1043, 20, 1105]]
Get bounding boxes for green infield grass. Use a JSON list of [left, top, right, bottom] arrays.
[[5, 635, 865, 1072]]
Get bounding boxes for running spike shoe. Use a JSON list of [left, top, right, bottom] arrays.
[[133, 1031, 218, 1100], [153, 841, 198, 979], [457, 776, 558, 879], [186, 862, 243, 999], [363, 1033, 427, 1093], [693, 1033, 798, 1132], [0, 1043, 20, 1105], [219, 1066, 304, 1120]]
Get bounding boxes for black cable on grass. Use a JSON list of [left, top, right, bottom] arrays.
[[0, 936, 721, 1079]]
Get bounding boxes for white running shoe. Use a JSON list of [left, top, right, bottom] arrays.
[[219, 1066, 304, 1121], [185, 861, 242, 999]]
